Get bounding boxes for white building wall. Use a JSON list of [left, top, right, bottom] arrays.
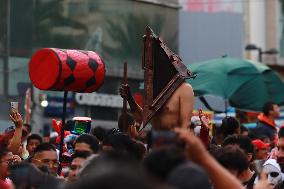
[[247, 0, 266, 62]]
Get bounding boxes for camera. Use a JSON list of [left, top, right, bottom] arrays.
[[65, 117, 92, 135]]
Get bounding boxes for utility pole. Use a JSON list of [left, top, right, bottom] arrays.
[[4, 0, 10, 97]]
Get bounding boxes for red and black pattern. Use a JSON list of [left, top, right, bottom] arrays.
[[29, 48, 105, 93]]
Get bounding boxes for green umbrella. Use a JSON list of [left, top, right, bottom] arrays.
[[187, 57, 284, 111]]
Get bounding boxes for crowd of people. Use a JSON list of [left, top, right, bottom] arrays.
[[0, 92, 283, 189]]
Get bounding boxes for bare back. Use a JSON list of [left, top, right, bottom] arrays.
[[151, 82, 194, 130]]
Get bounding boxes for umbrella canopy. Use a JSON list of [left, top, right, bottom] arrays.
[[187, 57, 284, 111]]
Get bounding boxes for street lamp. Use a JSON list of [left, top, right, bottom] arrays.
[[245, 44, 278, 62]]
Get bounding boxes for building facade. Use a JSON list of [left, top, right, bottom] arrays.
[[0, 0, 179, 133]]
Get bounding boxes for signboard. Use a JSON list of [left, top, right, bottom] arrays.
[[44, 96, 74, 117], [75, 93, 123, 108]]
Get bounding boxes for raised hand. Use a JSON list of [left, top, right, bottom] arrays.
[[11, 155, 22, 164], [10, 110, 23, 128], [198, 109, 210, 130], [119, 84, 132, 100]]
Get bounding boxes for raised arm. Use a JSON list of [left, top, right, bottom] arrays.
[[179, 82, 194, 129], [174, 128, 243, 189], [119, 84, 143, 124], [8, 110, 23, 155]]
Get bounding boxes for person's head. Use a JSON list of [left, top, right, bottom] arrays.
[[263, 159, 283, 187], [143, 146, 186, 181], [262, 102, 280, 119], [118, 113, 140, 135], [0, 148, 13, 180], [27, 134, 42, 155], [72, 151, 153, 189], [277, 127, 284, 172], [240, 125, 249, 136], [259, 135, 271, 144], [252, 139, 270, 160], [167, 162, 211, 189], [74, 134, 99, 154], [222, 135, 254, 162], [91, 126, 108, 142], [237, 136, 254, 162], [220, 117, 240, 139], [102, 132, 144, 159], [68, 151, 90, 182], [31, 143, 58, 176], [213, 145, 249, 182], [118, 113, 135, 132]]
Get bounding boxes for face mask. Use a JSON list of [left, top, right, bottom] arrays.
[[263, 163, 282, 187]]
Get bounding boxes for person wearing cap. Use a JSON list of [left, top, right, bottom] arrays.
[[252, 139, 270, 160]]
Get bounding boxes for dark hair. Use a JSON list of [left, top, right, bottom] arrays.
[[240, 125, 248, 133], [220, 117, 240, 138], [222, 135, 254, 155], [237, 135, 254, 154], [79, 150, 139, 178], [0, 147, 9, 160], [102, 132, 144, 159], [279, 127, 284, 139], [262, 102, 276, 116], [74, 134, 99, 153], [71, 151, 91, 161], [91, 126, 108, 141], [167, 162, 211, 189], [143, 146, 186, 181], [259, 135, 270, 142], [70, 151, 153, 189], [27, 134, 43, 145], [33, 143, 56, 155], [213, 145, 249, 175], [222, 134, 238, 147], [118, 112, 135, 132]]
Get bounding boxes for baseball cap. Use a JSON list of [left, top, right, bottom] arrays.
[[252, 139, 270, 150]]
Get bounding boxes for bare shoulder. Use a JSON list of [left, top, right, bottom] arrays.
[[177, 82, 194, 95], [179, 82, 193, 89]]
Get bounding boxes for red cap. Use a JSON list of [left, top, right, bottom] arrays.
[[252, 139, 270, 150]]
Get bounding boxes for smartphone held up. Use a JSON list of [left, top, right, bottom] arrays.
[[10, 102, 19, 112]]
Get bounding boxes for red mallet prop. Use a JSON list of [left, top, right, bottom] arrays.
[[29, 48, 105, 93], [29, 48, 105, 175]]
